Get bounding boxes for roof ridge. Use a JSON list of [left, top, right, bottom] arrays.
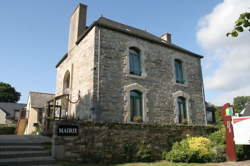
[[98, 16, 159, 39], [30, 91, 55, 95]]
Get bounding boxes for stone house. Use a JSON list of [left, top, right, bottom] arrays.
[[55, 3, 207, 125], [24, 92, 54, 134]]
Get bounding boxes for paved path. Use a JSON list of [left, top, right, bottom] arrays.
[[211, 160, 250, 166]]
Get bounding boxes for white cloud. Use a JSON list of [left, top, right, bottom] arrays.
[[197, 0, 250, 105]]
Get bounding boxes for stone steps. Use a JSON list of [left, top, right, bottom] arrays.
[[0, 140, 57, 166], [0, 145, 45, 151], [0, 142, 50, 146], [0, 151, 50, 159], [0, 156, 57, 166]]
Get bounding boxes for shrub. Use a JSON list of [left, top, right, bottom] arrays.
[[236, 145, 250, 161], [207, 126, 226, 162], [165, 136, 214, 163], [0, 125, 16, 135], [135, 144, 154, 162], [211, 144, 226, 162], [208, 126, 225, 145]]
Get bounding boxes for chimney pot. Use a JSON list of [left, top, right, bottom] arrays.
[[161, 33, 171, 43]]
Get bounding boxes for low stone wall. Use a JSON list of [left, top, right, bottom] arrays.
[[52, 120, 217, 163]]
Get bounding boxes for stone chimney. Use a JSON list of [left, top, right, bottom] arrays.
[[161, 33, 171, 43], [68, 3, 87, 51]]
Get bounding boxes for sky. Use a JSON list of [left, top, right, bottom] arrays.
[[0, 0, 249, 106]]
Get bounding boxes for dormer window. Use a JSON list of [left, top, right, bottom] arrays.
[[175, 59, 184, 84], [129, 48, 141, 76]]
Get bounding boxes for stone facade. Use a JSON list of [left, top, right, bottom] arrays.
[[55, 4, 207, 125]]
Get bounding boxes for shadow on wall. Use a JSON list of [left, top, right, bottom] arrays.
[[75, 91, 95, 120]]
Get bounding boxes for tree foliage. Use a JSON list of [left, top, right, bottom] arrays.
[[233, 96, 250, 113], [0, 82, 21, 103], [227, 12, 250, 37]]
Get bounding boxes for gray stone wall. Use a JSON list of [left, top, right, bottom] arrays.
[[56, 25, 206, 125], [55, 27, 96, 119], [52, 121, 217, 163], [95, 27, 206, 125]]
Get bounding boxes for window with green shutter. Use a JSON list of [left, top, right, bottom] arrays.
[[175, 59, 184, 84], [130, 90, 143, 122], [177, 97, 187, 123], [129, 48, 141, 76]]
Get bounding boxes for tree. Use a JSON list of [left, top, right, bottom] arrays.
[[233, 96, 250, 113], [0, 82, 21, 103], [227, 12, 250, 37]]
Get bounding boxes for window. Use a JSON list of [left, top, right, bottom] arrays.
[[177, 97, 187, 123], [130, 90, 143, 122], [37, 108, 43, 124], [63, 71, 70, 94], [175, 59, 184, 84], [129, 48, 141, 76], [206, 110, 215, 123]]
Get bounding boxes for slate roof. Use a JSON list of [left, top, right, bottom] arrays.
[[0, 102, 26, 117], [56, 16, 203, 67], [29, 92, 54, 109]]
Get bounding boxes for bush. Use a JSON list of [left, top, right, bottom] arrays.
[[211, 144, 226, 162], [236, 145, 250, 161], [0, 125, 16, 135], [207, 126, 226, 162], [165, 136, 214, 163], [136, 144, 154, 162], [208, 126, 225, 145]]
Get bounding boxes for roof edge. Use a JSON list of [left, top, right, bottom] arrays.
[[56, 17, 203, 68], [29, 91, 55, 95], [96, 20, 203, 58], [55, 53, 68, 68]]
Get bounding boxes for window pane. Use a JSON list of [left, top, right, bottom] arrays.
[[177, 97, 187, 123], [129, 48, 141, 76], [135, 98, 141, 117], [129, 53, 134, 74], [130, 96, 134, 121], [175, 60, 184, 84], [130, 90, 143, 122], [206, 111, 213, 122]]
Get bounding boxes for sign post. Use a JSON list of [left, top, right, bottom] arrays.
[[221, 103, 237, 161]]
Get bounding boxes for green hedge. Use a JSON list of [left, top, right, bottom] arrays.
[[0, 125, 16, 135], [164, 137, 214, 163]]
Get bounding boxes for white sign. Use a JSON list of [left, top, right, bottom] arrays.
[[232, 116, 250, 145]]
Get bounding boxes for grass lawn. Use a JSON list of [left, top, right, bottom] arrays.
[[61, 161, 216, 166]]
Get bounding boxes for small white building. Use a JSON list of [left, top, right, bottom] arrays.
[[24, 92, 54, 134], [0, 109, 7, 124]]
